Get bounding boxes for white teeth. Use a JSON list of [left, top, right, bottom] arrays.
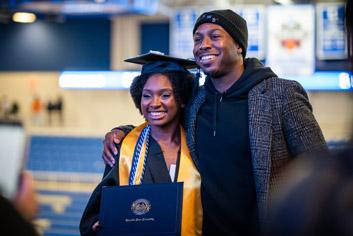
[[150, 111, 165, 116], [149, 111, 166, 120], [200, 55, 215, 61]]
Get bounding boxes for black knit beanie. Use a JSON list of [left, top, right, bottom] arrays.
[[193, 9, 248, 58]]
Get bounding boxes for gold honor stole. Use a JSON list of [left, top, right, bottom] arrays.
[[119, 123, 203, 236]]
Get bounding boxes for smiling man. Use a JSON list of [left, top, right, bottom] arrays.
[[102, 9, 328, 235], [185, 9, 328, 235]]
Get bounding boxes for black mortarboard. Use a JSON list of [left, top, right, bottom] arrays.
[[124, 51, 198, 75]]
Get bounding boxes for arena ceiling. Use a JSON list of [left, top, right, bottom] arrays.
[[0, 0, 343, 22]]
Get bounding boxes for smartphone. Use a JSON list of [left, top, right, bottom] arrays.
[[0, 120, 26, 199]]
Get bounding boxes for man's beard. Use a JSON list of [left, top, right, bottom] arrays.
[[204, 69, 226, 79]]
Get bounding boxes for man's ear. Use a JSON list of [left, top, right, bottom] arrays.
[[233, 41, 242, 55], [237, 47, 243, 55]]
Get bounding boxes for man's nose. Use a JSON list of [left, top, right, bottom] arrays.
[[200, 37, 212, 50]]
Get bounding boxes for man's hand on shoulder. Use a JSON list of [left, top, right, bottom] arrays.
[[102, 129, 126, 167]]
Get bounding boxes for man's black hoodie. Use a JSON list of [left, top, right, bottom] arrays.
[[195, 58, 277, 236]]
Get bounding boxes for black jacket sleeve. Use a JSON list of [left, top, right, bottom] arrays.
[[112, 125, 135, 134]]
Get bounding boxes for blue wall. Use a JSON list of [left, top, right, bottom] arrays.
[[140, 22, 169, 55], [0, 18, 111, 71]]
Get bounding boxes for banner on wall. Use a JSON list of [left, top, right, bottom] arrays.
[[170, 7, 206, 59], [234, 5, 265, 60], [316, 3, 347, 60], [267, 5, 315, 77], [170, 6, 265, 60]]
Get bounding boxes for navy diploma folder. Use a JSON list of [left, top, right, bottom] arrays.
[[98, 182, 183, 236]]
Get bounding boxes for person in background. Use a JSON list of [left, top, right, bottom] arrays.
[[46, 98, 54, 125], [0, 95, 11, 119], [0, 119, 39, 235], [0, 171, 39, 235], [55, 96, 64, 125], [80, 53, 202, 236], [101, 9, 327, 235], [31, 95, 42, 126], [265, 147, 353, 236], [9, 101, 20, 120]]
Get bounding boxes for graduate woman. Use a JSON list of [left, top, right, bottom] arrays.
[[80, 52, 202, 236]]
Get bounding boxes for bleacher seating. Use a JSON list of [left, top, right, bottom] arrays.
[[35, 190, 92, 236], [27, 135, 105, 236], [27, 136, 105, 173]]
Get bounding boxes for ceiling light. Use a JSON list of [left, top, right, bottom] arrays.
[[12, 12, 36, 23]]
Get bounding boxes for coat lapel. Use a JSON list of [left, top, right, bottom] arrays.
[[185, 87, 206, 171], [248, 80, 273, 219]]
